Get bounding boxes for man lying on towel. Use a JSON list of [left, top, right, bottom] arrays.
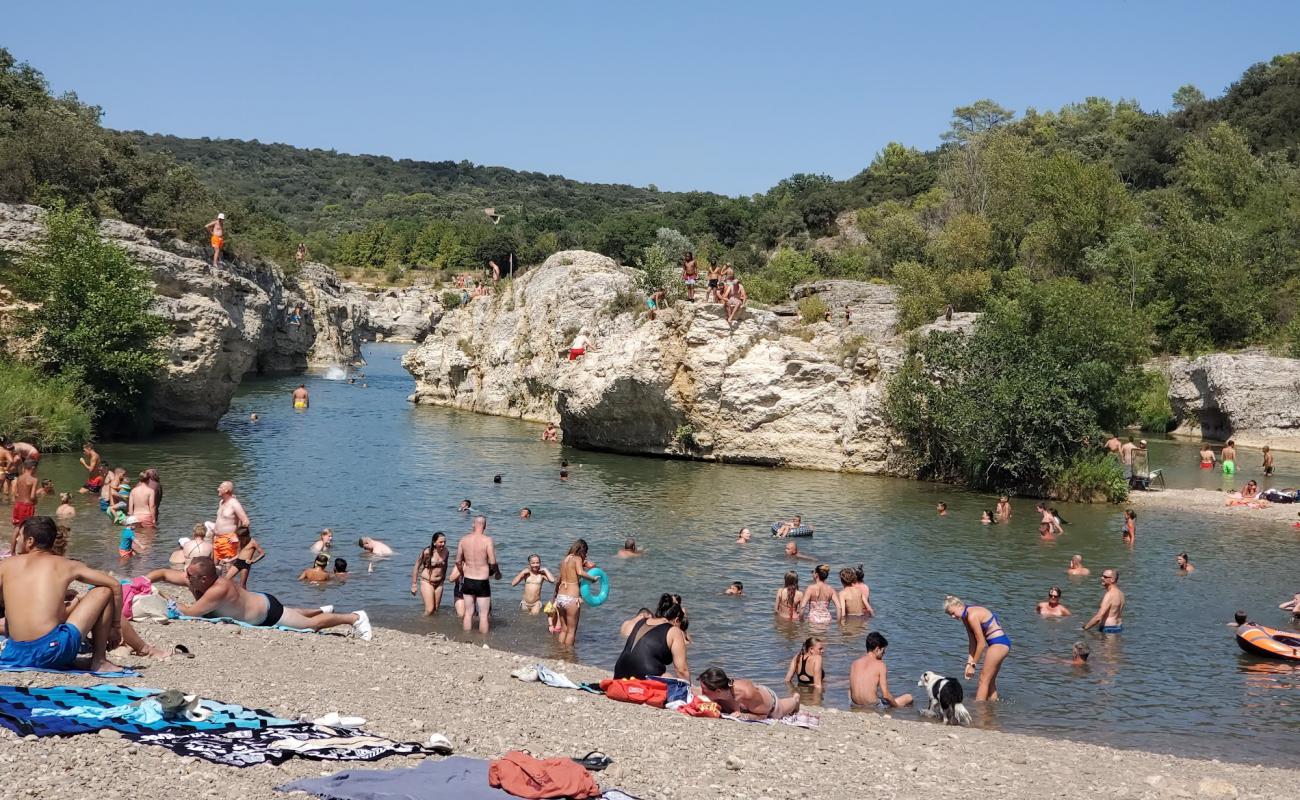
[[147, 558, 372, 640], [0, 516, 124, 672]]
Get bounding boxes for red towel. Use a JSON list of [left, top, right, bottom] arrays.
[[488, 751, 601, 799]]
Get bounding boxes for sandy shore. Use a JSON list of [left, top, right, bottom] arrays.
[[1128, 487, 1300, 522], [0, 615, 1292, 800]]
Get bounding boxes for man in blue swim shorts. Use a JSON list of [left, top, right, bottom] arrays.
[[1082, 569, 1126, 635], [0, 517, 124, 672]]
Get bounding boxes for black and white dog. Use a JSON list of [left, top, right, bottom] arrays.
[[917, 671, 972, 726]]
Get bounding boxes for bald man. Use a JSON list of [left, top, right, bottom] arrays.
[[213, 481, 249, 565]]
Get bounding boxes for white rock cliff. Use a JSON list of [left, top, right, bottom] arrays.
[[1156, 352, 1300, 450], [404, 250, 910, 473], [0, 203, 368, 429]]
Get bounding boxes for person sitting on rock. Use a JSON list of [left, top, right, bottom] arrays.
[[724, 276, 748, 325]]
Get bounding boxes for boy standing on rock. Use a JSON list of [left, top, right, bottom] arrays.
[[204, 213, 227, 267]]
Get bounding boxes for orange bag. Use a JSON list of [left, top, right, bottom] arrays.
[[488, 751, 601, 799], [599, 677, 668, 707]]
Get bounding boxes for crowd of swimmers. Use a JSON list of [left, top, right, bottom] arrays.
[[2, 414, 1296, 714]]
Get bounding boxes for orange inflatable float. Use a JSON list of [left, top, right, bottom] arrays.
[[1236, 624, 1300, 661]]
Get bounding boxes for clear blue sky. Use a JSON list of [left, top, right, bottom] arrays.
[[6, 1, 1299, 195]]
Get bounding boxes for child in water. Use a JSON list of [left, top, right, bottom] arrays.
[[227, 525, 265, 588]]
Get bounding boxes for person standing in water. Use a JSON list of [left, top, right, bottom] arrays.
[[837, 566, 874, 617], [944, 594, 1011, 701], [204, 213, 227, 268], [213, 481, 249, 566], [1121, 510, 1137, 544], [10, 460, 40, 549], [292, 384, 309, 410], [1262, 445, 1274, 477], [554, 538, 598, 647], [411, 532, 449, 615], [995, 495, 1011, 523], [127, 472, 156, 529], [799, 564, 837, 625], [511, 554, 555, 614], [79, 442, 101, 485], [773, 571, 803, 621], [1199, 443, 1216, 470], [455, 516, 500, 635], [1221, 440, 1237, 475], [1082, 569, 1126, 634], [227, 525, 265, 588], [1036, 587, 1071, 617]]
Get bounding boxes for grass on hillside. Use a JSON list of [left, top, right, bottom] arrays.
[[0, 360, 92, 452]]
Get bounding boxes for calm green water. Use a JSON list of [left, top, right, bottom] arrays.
[[31, 344, 1300, 764]]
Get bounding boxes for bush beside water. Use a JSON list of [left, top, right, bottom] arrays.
[[0, 360, 92, 451]]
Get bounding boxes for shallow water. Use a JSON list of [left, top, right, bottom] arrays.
[[32, 344, 1300, 764]]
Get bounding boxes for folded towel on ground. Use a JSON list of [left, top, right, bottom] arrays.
[[278, 757, 643, 800], [0, 663, 139, 678], [172, 612, 314, 634]]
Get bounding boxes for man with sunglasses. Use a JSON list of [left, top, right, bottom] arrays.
[[1082, 569, 1125, 634]]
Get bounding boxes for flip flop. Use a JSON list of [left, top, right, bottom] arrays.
[[572, 751, 612, 771], [172, 645, 194, 659], [426, 733, 453, 755]]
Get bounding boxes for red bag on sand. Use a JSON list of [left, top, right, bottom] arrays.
[[599, 677, 668, 707], [488, 751, 601, 799]]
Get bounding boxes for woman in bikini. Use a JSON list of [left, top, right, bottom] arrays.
[[511, 554, 555, 614], [698, 666, 800, 720], [773, 571, 803, 620], [799, 564, 837, 625], [836, 566, 874, 617], [945, 594, 1011, 701], [555, 538, 598, 647], [783, 636, 825, 688], [410, 532, 449, 615]]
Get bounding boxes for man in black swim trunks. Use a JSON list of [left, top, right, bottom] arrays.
[[149, 558, 372, 639], [455, 516, 500, 635]]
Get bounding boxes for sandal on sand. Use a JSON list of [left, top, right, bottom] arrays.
[[573, 751, 612, 771], [172, 645, 195, 659]]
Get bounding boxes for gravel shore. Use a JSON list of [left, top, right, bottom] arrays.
[[0, 615, 1294, 800], [1128, 487, 1300, 522]]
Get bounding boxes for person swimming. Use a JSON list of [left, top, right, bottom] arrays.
[[617, 537, 645, 557], [1036, 586, 1071, 617]]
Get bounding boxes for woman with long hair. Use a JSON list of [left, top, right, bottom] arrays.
[[410, 532, 449, 615], [799, 564, 837, 625], [555, 538, 598, 647], [783, 636, 825, 688], [773, 571, 802, 621]]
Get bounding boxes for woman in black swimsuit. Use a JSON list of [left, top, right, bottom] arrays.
[[784, 636, 825, 688], [613, 594, 690, 680]]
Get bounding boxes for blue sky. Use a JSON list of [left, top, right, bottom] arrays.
[[6, 2, 1299, 195]]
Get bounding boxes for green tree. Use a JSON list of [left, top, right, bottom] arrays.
[[17, 205, 168, 428], [887, 279, 1147, 498]]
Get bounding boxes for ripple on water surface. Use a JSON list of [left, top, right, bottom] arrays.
[[37, 344, 1300, 765]]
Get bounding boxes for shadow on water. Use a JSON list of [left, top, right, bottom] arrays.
[[33, 343, 1300, 766]]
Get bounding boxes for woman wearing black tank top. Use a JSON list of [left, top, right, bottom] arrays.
[[613, 594, 690, 680]]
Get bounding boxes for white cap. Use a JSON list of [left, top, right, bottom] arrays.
[[217, 212, 226, 220]]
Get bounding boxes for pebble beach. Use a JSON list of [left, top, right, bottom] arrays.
[[1, 616, 1294, 800]]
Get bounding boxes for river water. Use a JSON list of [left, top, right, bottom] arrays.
[[32, 344, 1300, 765]]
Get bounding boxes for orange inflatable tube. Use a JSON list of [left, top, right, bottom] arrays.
[[1236, 624, 1300, 661]]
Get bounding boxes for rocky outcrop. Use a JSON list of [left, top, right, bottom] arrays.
[[0, 203, 366, 430], [1156, 352, 1300, 450], [404, 250, 910, 474], [351, 285, 443, 342]]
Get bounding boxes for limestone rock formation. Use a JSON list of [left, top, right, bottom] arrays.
[[354, 286, 443, 342], [404, 250, 909, 474], [1156, 352, 1300, 450], [0, 203, 365, 430]]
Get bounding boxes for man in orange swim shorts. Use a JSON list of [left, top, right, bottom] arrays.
[[204, 213, 227, 267]]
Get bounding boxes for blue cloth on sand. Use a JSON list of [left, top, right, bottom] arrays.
[[0, 623, 82, 670]]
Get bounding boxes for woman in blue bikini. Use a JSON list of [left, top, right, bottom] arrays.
[[945, 595, 1010, 701]]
